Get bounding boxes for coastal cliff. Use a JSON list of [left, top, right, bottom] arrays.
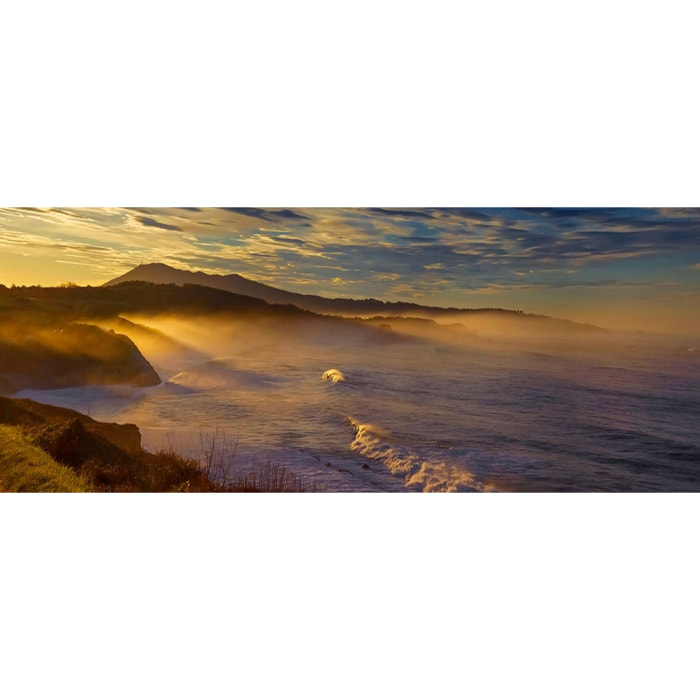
[[0, 321, 160, 393]]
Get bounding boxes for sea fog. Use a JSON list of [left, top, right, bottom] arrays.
[[17, 314, 700, 492]]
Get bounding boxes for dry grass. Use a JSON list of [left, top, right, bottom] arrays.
[[194, 429, 326, 492], [0, 425, 91, 492], [1, 397, 325, 492]]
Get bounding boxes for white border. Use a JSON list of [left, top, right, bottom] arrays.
[[2, 3, 698, 699]]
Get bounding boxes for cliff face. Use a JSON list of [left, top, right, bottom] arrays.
[[0, 322, 160, 393], [0, 396, 142, 451]]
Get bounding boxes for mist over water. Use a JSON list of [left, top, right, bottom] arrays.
[[17, 316, 700, 492]]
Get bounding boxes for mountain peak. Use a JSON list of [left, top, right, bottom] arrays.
[[106, 263, 199, 287], [133, 262, 179, 272]]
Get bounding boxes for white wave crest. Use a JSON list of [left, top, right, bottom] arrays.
[[322, 368, 346, 383], [347, 418, 484, 492], [167, 359, 282, 391]]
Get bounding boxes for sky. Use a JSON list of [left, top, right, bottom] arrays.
[[1, 206, 699, 334]]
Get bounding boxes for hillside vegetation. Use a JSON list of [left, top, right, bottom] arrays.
[[0, 396, 212, 492], [0, 396, 323, 493], [0, 280, 313, 321], [0, 425, 91, 492]]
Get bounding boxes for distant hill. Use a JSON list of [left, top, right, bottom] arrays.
[[2, 279, 314, 321], [104, 262, 606, 333], [0, 280, 372, 393], [0, 269, 606, 398], [104, 263, 467, 317]]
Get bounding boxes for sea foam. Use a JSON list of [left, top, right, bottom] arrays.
[[347, 418, 484, 492], [167, 359, 284, 391], [322, 368, 346, 383]]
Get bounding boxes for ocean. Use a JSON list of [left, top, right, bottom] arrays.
[[17, 325, 700, 492]]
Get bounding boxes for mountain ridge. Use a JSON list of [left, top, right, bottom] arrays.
[[105, 262, 461, 316], [104, 263, 605, 332]]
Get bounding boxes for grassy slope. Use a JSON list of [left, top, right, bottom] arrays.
[[0, 398, 324, 492], [0, 425, 91, 492]]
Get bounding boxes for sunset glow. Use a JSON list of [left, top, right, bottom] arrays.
[[2, 207, 699, 334]]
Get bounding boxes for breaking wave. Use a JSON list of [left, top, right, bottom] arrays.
[[166, 359, 283, 391], [346, 418, 486, 492], [322, 368, 346, 383]]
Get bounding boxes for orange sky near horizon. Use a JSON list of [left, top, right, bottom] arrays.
[[1, 207, 699, 336]]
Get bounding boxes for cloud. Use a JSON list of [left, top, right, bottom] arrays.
[[2, 207, 700, 318], [366, 207, 436, 220], [217, 207, 312, 223], [47, 208, 90, 220], [134, 216, 183, 232], [432, 208, 495, 223], [258, 234, 307, 247]]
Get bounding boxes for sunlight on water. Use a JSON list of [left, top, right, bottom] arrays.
[[17, 324, 700, 492]]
